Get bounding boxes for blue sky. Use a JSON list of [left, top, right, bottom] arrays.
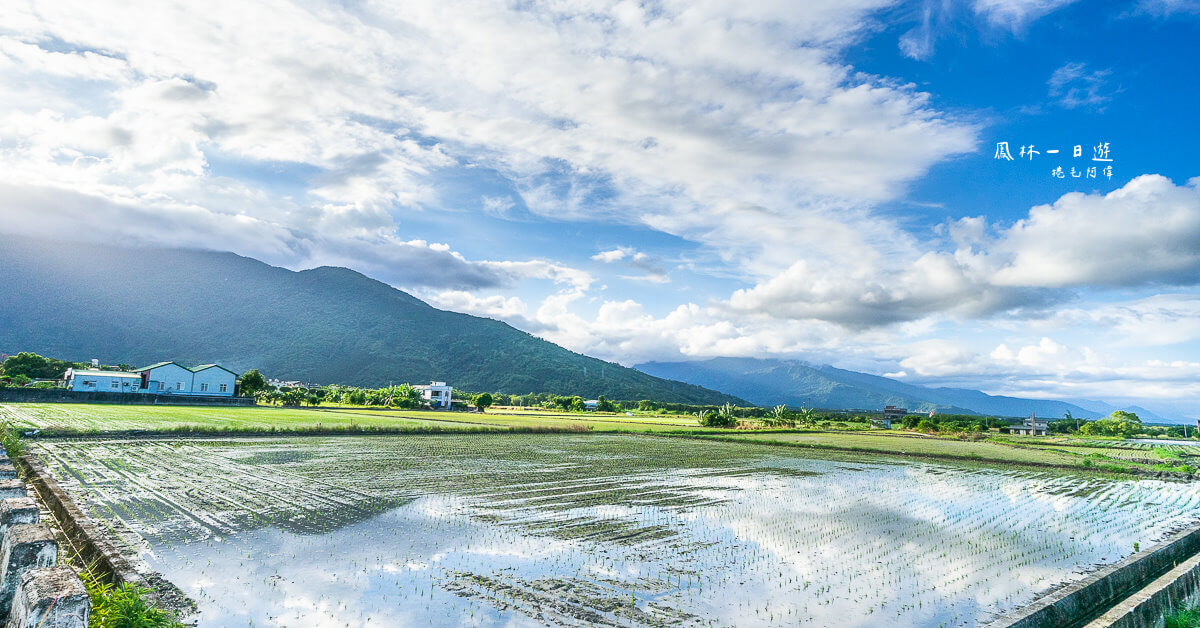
[[2, 0, 1199, 417]]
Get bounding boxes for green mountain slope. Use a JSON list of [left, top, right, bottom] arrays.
[[0, 237, 740, 404]]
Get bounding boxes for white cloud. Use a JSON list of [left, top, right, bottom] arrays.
[[718, 175, 1200, 328], [972, 0, 1081, 30], [591, 247, 669, 283], [1135, 0, 1200, 16], [1047, 62, 1115, 110], [990, 175, 1200, 288], [0, 0, 978, 294]]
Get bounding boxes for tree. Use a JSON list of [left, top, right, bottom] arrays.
[[568, 396, 586, 412], [474, 392, 494, 412], [764, 405, 795, 428], [0, 353, 76, 380], [240, 369, 267, 396], [3, 374, 32, 388], [596, 396, 616, 412], [699, 403, 738, 428]]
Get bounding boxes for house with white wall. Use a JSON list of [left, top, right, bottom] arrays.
[[137, 362, 196, 394], [191, 364, 238, 396], [64, 369, 142, 393], [415, 381, 453, 409], [63, 361, 239, 397]]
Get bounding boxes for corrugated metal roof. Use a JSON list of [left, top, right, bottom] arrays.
[[190, 364, 237, 374], [135, 361, 178, 371], [69, 370, 141, 379]]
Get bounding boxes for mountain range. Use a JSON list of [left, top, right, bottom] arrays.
[[0, 236, 740, 405], [637, 357, 1181, 422]]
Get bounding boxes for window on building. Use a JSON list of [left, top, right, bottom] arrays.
[[176, 382, 183, 390], [83, 381, 95, 387], [431, 390, 441, 397], [200, 383, 208, 392], [111, 381, 120, 389], [219, 384, 228, 392], [157, 382, 164, 391]]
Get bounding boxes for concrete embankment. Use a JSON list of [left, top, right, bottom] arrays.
[[986, 523, 1200, 628], [1085, 550, 1200, 627], [0, 452, 89, 627], [14, 453, 196, 620]]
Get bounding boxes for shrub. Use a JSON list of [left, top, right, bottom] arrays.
[[698, 404, 738, 428]]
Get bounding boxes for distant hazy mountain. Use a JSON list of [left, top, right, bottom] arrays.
[[0, 236, 740, 404], [637, 357, 1120, 420]]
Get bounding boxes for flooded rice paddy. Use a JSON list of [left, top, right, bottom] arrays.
[[34, 434, 1200, 627]]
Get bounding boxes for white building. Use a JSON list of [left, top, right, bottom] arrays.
[[191, 364, 238, 396], [65, 361, 238, 397], [415, 381, 453, 409], [64, 369, 142, 393], [137, 362, 195, 394], [1011, 414, 1049, 436]]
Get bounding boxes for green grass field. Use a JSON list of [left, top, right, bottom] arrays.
[[2, 402, 1195, 476], [0, 403, 712, 434]]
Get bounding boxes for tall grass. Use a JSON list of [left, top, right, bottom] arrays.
[[81, 567, 182, 628], [1165, 604, 1200, 628], [0, 423, 24, 458]]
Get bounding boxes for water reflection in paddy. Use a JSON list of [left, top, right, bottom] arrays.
[[37, 434, 1200, 627]]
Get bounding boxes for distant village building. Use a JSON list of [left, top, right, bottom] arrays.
[[266, 378, 312, 389], [584, 399, 599, 410], [65, 361, 237, 397], [416, 381, 453, 409], [875, 405, 907, 428], [1011, 414, 1049, 436]]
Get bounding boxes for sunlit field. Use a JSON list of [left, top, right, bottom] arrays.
[[34, 434, 1200, 627], [0, 402, 705, 433]]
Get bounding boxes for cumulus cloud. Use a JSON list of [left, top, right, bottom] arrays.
[[719, 175, 1200, 328], [989, 175, 1200, 288], [0, 0, 978, 293]]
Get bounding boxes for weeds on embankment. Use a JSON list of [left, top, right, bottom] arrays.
[[81, 566, 182, 628], [1165, 604, 1200, 628], [0, 423, 24, 458]]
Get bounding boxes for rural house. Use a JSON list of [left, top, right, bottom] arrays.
[[415, 381, 453, 408], [1010, 415, 1049, 436], [66, 361, 238, 396], [64, 369, 143, 393], [138, 361, 196, 394]]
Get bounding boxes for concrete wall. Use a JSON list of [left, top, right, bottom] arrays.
[[1085, 550, 1200, 628], [986, 525, 1200, 628], [0, 388, 253, 406], [0, 455, 90, 627]]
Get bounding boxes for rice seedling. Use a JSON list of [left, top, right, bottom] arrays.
[[30, 434, 1200, 627]]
